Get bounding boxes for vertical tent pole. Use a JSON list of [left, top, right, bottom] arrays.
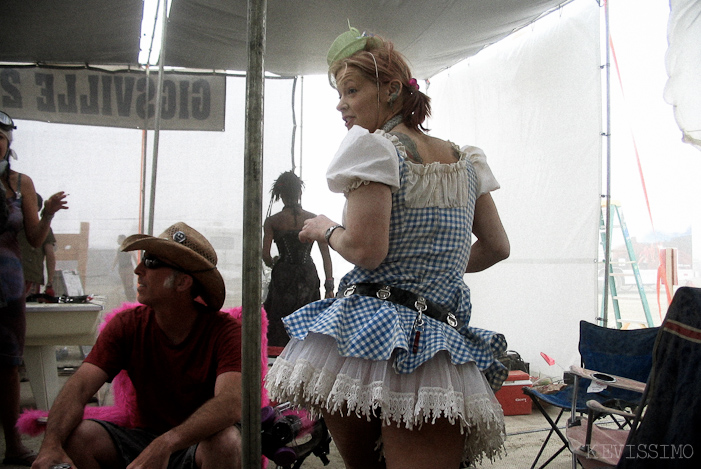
[[290, 76, 298, 171], [147, 0, 169, 236], [139, 65, 150, 237], [242, 0, 266, 467], [140, 0, 160, 236], [601, 0, 612, 326], [140, 127, 147, 236], [299, 76, 304, 177]]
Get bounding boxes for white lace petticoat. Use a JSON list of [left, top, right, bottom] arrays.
[[265, 333, 506, 464]]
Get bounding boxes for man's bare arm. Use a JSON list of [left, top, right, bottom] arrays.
[[33, 363, 108, 469]]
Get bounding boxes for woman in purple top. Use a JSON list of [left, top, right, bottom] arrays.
[[0, 111, 67, 466]]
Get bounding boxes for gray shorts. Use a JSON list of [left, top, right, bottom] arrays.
[[92, 420, 198, 469]]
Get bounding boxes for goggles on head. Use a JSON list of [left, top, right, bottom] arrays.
[[0, 111, 16, 131]]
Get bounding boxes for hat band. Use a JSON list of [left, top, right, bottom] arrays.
[[188, 266, 217, 274]]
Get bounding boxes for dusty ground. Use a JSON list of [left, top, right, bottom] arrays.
[[4, 354, 574, 468]]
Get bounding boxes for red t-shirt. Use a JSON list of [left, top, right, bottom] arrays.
[[85, 304, 242, 433]]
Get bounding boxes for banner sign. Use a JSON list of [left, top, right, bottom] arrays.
[[0, 67, 226, 131]]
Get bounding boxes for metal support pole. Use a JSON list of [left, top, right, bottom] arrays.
[[147, 0, 169, 236], [601, 0, 612, 326], [299, 76, 304, 177], [140, 0, 160, 236], [241, 0, 266, 467], [139, 66, 150, 237], [291, 76, 298, 171]]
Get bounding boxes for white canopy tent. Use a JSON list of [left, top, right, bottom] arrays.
[[0, 0, 580, 272], [2, 0, 591, 316], [2, 0, 699, 464], [2, 0, 698, 380], [2, 2, 589, 463], [2, 0, 572, 79]]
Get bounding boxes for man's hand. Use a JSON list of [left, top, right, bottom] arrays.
[[126, 437, 172, 469], [33, 364, 109, 469], [31, 446, 74, 469]]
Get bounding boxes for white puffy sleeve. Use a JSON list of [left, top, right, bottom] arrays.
[[327, 126, 401, 194], [461, 145, 500, 197]]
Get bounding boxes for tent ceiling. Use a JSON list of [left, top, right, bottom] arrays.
[[2, 0, 569, 79], [0, 0, 144, 66]]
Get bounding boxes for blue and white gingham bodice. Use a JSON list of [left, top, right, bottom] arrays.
[[283, 131, 507, 388]]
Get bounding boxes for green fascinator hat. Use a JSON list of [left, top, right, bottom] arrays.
[[327, 22, 381, 65]]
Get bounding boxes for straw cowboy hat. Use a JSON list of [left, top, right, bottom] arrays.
[[120, 222, 225, 311]]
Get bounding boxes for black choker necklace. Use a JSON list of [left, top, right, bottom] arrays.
[[381, 115, 403, 133]]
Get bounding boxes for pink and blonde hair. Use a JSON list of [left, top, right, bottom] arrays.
[[329, 36, 431, 133]]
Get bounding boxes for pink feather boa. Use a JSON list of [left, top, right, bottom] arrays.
[[18, 302, 270, 436]]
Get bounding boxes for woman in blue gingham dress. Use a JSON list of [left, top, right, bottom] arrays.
[[265, 30, 510, 469]]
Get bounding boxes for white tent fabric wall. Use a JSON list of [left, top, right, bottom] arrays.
[[11, 76, 295, 310], [427, 0, 602, 377], [8, 0, 695, 381]]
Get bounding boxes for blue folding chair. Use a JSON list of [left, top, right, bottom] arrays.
[[523, 321, 659, 468]]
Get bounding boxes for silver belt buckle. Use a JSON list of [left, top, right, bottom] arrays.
[[343, 285, 356, 297], [414, 296, 427, 313], [376, 285, 391, 300], [447, 313, 458, 328]]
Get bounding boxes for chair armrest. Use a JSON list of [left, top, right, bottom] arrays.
[[586, 399, 635, 419], [569, 365, 646, 394]]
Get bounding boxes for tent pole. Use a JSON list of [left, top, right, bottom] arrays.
[[601, 0, 612, 326], [147, 0, 169, 236], [241, 0, 266, 467], [291, 76, 298, 171], [139, 128, 147, 235], [139, 66, 151, 237], [140, 2, 160, 236], [299, 76, 304, 177]]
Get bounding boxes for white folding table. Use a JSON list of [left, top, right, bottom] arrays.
[[24, 302, 103, 410]]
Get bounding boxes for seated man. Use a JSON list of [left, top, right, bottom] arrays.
[[32, 222, 241, 469]]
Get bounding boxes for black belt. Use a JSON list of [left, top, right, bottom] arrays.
[[336, 282, 463, 329]]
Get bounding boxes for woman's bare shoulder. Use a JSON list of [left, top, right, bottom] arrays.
[[415, 134, 460, 164], [300, 208, 317, 219]]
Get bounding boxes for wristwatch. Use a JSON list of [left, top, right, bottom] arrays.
[[324, 224, 345, 249]]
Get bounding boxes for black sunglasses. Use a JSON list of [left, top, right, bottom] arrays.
[[143, 254, 180, 271], [0, 111, 16, 130]]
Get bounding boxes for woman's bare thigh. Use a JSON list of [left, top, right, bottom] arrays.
[[382, 418, 465, 469], [322, 410, 385, 469]]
